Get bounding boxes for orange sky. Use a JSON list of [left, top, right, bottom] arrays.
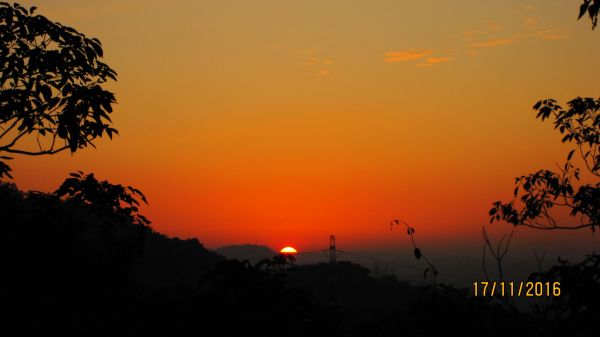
[[8, 0, 600, 255]]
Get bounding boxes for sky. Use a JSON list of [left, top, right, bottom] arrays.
[[8, 1, 600, 259]]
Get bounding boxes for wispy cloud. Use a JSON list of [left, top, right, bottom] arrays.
[[463, 10, 569, 51], [426, 56, 452, 64], [384, 50, 433, 63], [273, 45, 337, 77], [384, 50, 451, 67], [316, 69, 331, 77], [533, 29, 570, 41], [470, 37, 515, 48], [416, 57, 452, 68], [461, 30, 486, 39]]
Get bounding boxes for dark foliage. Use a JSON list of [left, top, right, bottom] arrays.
[[0, 179, 343, 336], [490, 98, 600, 231], [286, 262, 418, 336], [528, 253, 600, 335], [0, 2, 117, 178], [0, 175, 149, 334], [579, 0, 600, 29]]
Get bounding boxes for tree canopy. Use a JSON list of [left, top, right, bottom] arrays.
[[488, 1, 600, 231], [489, 98, 600, 231], [0, 2, 117, 178]]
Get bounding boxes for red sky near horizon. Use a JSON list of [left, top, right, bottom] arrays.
[[8, 0, 600, 255]]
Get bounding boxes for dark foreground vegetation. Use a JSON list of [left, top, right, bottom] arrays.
[[1, 178, 599, 336]]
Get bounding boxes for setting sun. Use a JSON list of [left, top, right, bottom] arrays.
[[280, 246, 298, 254]]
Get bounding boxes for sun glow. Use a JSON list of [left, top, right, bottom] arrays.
[[280, 246, 298, 254]]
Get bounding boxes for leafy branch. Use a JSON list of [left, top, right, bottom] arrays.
[[391, 219, 438, 287], [490, 98, 600, 232], [0, 3, 118, 179]]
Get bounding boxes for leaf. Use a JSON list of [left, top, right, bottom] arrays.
[[413, 248, 422, 260], [579, 2, 590, 19], [567, 149, 575, 161], [423, 267, 430, 280], [41, 85, 52, 101]]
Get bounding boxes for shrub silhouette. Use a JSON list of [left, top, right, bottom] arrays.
[[0, 176, 150, 334]]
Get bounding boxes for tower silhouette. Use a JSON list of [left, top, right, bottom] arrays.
[[329, 235, 336, 264]]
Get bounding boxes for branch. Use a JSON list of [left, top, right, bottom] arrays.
[[482, 226, 517, 311], [521, 222, 595, 230], [0, 119, 19, 139], [579, 144, 600, 177], [0, 130, 28, 150], [2, 145, 69, 156], [391, 219, 438, 288]]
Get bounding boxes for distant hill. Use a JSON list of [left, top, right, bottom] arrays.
[[135, 232, 225, 288], [214, 244, 277, 263]]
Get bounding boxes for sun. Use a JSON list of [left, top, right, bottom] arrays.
[[280, 246, 298, 254]]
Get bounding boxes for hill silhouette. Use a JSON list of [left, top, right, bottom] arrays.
[[0, 181, 343, 336], [2, 179, 600, 336], [285, 262, 420, 334], [135, 233, 224, 288], [214, 243, 277, 263]]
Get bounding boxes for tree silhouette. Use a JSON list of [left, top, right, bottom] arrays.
[[55, 171, 150, 227], [0, 2, 117, 178], [489, 98, 600, 231], [528, 253, 600, 332], [489, 2, 600, 231], [484, 3, 600, 333]]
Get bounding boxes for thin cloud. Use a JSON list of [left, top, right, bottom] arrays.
[[416, 56, 452, 67], [316, 69, 331, 77], [384, 50, 433, 63], [470, 37, 514, 48], [513, 28, 570, 41], [534, 29, 569, 41], [274, 46, 336, 77], [426, 56, 452, 64]]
